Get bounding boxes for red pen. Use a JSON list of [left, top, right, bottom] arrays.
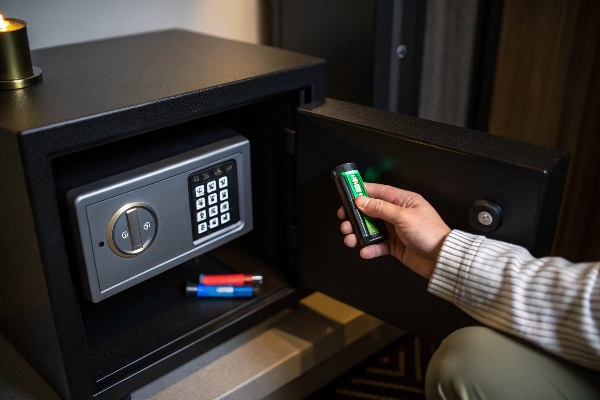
[[199, 273, 263, 286]]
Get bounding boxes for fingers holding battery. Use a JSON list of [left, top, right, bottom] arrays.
[[337, 205, 348, 220], [362, 182, 422, 208], [338, 217, 359, 246], [360, 240, 392, 259], [340, 217, 392, 258]]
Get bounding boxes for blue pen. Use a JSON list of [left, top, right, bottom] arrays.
[[185, 283, 254, 298]]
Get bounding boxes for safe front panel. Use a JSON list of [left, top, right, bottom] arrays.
[[68, 135, 252, 302]]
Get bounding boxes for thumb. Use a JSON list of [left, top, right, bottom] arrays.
[[355, 195, 403, 226]]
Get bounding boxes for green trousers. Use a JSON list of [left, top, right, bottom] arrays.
[[426, 326, 600, 400]]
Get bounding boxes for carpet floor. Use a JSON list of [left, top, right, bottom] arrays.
[[308, 334, 437, 400]]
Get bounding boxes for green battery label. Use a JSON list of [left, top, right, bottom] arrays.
[[340, 170, 381, 235]]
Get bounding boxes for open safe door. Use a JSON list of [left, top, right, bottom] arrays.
[[296, 99, 569, 344]]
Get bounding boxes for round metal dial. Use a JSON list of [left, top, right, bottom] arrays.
[[107, 202, 157, 257], [468, 199, 503, 233]]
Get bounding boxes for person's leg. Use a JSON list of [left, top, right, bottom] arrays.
[[425, 326, 600, 400]]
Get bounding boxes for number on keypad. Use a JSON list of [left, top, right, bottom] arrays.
[[221, 213, 230, 224], [220, 201, 229, 212], [207, 181, 216, 193], [208, 193, 217, 205], [220, 189, 228, 201], [189, 160, 239, 241], [198, 223, 207, 234]]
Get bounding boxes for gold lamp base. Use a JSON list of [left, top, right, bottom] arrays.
[[0, 65, 42, 90]]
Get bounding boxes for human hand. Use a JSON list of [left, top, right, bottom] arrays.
[[338, 183, 451, 279]]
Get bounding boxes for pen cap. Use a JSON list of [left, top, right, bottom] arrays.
[[199, 273, 264, 286], [185, 283, 199, 297]]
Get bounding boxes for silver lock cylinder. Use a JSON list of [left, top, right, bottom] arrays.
[[468, 200, 503, 233], [477, 211, 493, 226]]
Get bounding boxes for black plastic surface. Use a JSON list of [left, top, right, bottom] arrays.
[[296, 98, 569, 343]]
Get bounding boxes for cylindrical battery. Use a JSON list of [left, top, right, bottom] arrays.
[[331, 163, 387, 247]]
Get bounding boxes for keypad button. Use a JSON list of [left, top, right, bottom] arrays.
[[198, 222, 208, 234], [220, 189, 228, 201], [207, 181, 217, 193], [221, 212, 230, 224], [220, 201, 229, 213], [189, 160, 238, 241]]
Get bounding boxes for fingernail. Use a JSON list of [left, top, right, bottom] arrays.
[[355, 195, 369, 209]]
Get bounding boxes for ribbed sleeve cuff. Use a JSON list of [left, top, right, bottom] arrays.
[[427, 230, 485, 308]]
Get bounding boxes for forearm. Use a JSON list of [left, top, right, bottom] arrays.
[[428, 230, 600, 371]]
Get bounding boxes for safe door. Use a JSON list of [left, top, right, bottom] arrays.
[[296, 99, 568, 344]]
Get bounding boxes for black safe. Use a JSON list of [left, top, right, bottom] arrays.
[[0, 30, 568, 399]]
